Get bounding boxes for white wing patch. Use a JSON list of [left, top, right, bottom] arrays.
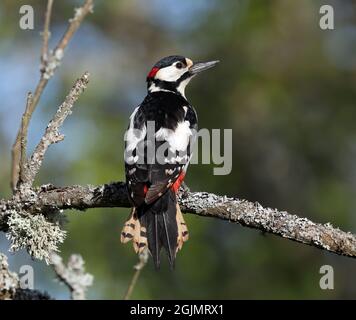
[[125, 106, 146, 151], [155, 120, 192, 151]]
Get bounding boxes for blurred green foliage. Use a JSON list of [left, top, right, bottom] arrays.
[[0, 0, 356, 299]]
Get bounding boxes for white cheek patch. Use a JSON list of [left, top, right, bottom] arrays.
[[155, 65, 187, 82]]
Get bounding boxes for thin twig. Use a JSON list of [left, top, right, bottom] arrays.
[[19, 93, 33, 186], [54, 0, 94, 55], [11, 0, 94, 191], [41, 0, 54, 66], [50, 252, 93, 300], [124, 249, 149, 300]]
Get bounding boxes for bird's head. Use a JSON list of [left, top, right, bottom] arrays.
[[146, 55, 219, 98]]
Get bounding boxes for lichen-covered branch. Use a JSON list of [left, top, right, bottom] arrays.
[[50, 252, 93, 300], [20, 72, 90, 190], [11, 0, 94, 190], [1, 183, 356, 259], [178, 192, 356, 258]]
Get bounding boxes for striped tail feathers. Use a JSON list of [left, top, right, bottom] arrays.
[[120, 208, 136, 244], [120, 208, 148, 254], [121, 190, 189, 269]]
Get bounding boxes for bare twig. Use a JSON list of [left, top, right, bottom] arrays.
[[19, 93, 33, 185], [11, 0, 94, 191], [54, 0, 94, 57], [20, 72, 90, 190], [50, 252, 93, 300], [124, 249, 149, 300], [41, 0, 54, 66], [11, 79, 47, 190]]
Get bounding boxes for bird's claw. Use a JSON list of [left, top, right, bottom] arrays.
[[180, 182, 190, 198]]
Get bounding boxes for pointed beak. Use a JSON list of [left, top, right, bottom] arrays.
[[189, 60, 220, 75]]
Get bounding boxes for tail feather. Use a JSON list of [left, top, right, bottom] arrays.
[[153, 211, 161, 268], [176, 203, 189, 252], [121, 208, 137, 244], [120, 208, 147, 253], [161, 205, 177, 267], [121, 189, 189, 269], [143, 189, 178, 269]]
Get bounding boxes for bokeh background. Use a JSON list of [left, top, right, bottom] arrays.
[[1, 0, 356, 299]]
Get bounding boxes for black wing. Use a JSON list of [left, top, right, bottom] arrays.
[[125, 93, 198, 207]]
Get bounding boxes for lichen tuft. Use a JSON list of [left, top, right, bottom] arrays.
[[6, 212, 66, 264]]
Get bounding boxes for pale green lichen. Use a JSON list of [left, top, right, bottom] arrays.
[[6, 212, 66, 264]]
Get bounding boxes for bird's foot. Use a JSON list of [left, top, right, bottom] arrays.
[[180, 182, 190, 198]]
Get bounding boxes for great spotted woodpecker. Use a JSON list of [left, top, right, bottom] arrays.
[[121, 55, 219, 268]]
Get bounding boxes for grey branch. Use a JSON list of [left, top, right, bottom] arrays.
[[50, 252, 93, 300], [1, 182, 356, 259], [20, 72, 90, 190]]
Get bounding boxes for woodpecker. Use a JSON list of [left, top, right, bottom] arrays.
[[121, 55, 219, 268]]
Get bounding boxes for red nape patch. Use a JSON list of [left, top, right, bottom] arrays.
[[147, 67, 159, 79], [171, 173, 186, 193], [143, 185, 148, 195]]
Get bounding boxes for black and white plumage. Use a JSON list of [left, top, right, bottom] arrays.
[[121, 55, 219, 268]]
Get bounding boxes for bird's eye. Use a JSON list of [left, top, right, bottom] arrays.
[[176, 62, 183, 69]]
